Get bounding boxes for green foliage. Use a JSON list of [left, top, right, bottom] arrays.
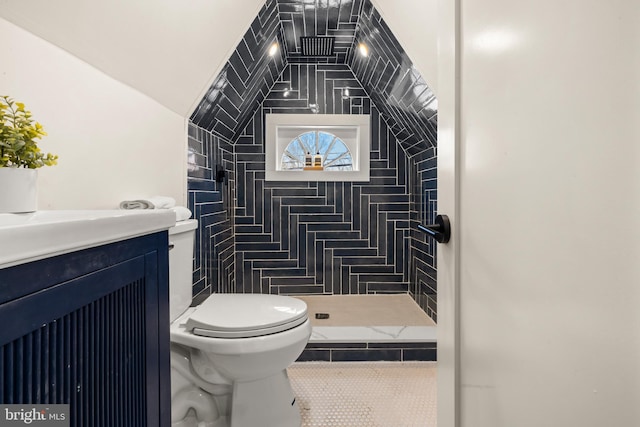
[[0, 96, 58, 168]]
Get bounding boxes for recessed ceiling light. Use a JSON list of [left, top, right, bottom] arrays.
[[268, 42, 279, 57], [358, 43, 369, 57]]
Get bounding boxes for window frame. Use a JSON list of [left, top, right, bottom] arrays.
[[265, 114, 370, 182]]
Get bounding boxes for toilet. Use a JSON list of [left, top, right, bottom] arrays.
[[168, 219, 311, 427]]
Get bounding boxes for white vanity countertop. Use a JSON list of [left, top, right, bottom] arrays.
[[0, 210, 176, 269]]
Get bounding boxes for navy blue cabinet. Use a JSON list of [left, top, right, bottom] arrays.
[[0, 232, 170, 427]]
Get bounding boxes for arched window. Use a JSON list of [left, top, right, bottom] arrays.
[[280, 131, 354, 171], [265, 113, 370, 182]]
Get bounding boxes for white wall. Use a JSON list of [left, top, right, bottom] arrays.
[[0, 0, 264, 210], [0, 18, 186, 210], [371, 0, 438, 95], [437, 0, 640, 426], [0, 0, 266, 116]]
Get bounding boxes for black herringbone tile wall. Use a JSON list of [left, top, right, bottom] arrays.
[[234, 63, 411, 296], [347, 0, 438, 320], [410, 148, 438, 321], [187, 124, 236, 299], [187, 0, 438, 321], [276, 0, 364, 63]]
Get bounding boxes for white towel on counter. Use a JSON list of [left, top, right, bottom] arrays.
[[119, 200, 153, 209], [119, 196, 191, 221], [119, 196, 176, 210], [172, 206, 192, 221]]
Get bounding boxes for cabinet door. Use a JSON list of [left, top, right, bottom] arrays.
[[0, 234, 170, 427]]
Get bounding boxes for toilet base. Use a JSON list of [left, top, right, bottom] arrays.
[[172, 414, 228, 427], [230, 370, 301, 427]]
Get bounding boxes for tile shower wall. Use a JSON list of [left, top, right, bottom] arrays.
[[234, 63, 412, 296], [348, 0, 437, 155], [187, 0, 438, 321], [411, 148, 438, 321], [348, 0, 439, 320], [187, 124, 236, 299], [277, 0, 364, 64]]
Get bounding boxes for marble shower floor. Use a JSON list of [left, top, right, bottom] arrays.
[[294, 294, 436, 343], [294, 294, 435, 327], [288, 361, 437, 427]]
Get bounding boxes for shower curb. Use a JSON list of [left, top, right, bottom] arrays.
[[296, 326, 437, 362]]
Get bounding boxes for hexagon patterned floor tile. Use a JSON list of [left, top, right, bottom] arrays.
[[288, 362, 437, 426]]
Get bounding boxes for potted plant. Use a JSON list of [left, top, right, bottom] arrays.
[[0, 96, 57, 213]]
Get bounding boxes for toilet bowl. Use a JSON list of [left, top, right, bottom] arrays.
[[168, 220, 310, 427]]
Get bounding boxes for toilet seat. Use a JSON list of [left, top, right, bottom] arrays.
[[185, 294, 308, 338]]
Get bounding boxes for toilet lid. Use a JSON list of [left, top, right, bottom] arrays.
[[185, 294, 308, 338]]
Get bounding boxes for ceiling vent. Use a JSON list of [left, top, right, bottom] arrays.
[[300, 36, 335, 56]]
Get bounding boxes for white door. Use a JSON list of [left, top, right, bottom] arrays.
[[438, 1, 640, 426]]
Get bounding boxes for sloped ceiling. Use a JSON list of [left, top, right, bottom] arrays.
[[350, 1, 437, 156], [0, 0, 266, 116], [0, 0, 437, 125], [190, 0, 437, 156], [371, 0, 438, 95], [278, 0, 363, 63], [191, 0, 286, 140]]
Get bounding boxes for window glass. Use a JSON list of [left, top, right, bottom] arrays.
[[265, 113, 370, 182], [280, 131, 353, 171]]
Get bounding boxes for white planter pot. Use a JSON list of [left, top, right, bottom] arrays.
[[0, 168, 38, 213]]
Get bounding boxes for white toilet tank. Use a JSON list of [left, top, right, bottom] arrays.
[[168, 219, 198, 322]]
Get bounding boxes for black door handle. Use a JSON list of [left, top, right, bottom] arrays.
[[417, 214, 451, 244]]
